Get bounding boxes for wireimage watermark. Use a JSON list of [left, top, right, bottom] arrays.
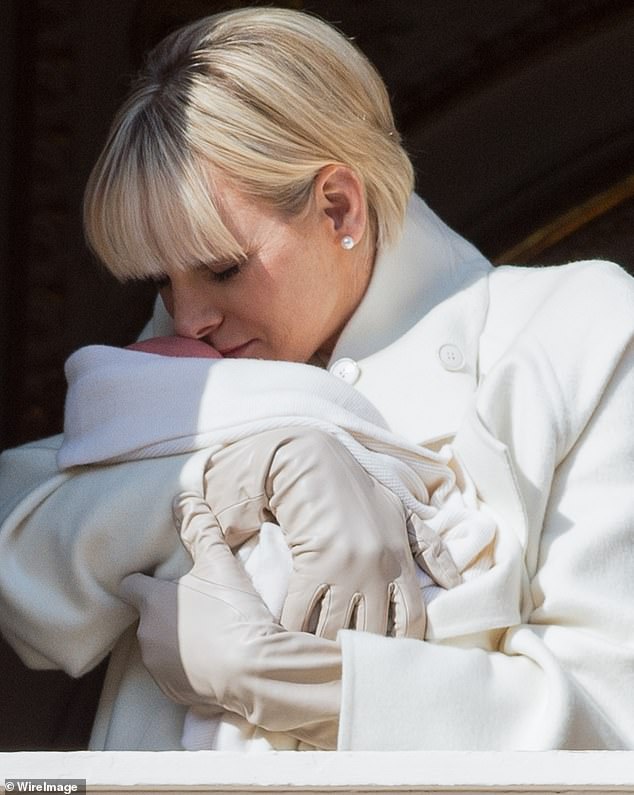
[[4, 781, 85, 794]]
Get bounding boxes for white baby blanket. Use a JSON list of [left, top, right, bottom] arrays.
[[59, 345, 500, 750]]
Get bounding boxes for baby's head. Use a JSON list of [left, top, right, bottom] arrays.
[[126, 336, 223, 359]]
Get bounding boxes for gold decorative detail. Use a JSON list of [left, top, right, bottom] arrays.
[[496, 173, 634, 263]]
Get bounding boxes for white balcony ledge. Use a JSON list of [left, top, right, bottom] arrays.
[[1, 750, 634, 794]]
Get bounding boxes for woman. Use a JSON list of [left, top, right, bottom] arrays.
[[0, 7, 633, 751]]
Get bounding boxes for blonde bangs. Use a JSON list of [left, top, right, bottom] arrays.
[[84, 112, 244, 282]]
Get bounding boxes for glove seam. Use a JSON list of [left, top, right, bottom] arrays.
[[215, 492, 268, 520]]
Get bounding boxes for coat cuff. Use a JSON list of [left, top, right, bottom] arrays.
[[338, 629, 443, 750], [337, 628, 546, 750]]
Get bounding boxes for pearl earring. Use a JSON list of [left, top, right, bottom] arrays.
[[341, 235, 355, 250]]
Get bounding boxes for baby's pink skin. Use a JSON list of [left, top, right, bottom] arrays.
[[126, 336, 223, 359]]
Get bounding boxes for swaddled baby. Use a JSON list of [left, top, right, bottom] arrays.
[[62, 335, 497, 750]]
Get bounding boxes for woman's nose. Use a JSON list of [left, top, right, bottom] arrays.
[[167, 279, 224, 340]]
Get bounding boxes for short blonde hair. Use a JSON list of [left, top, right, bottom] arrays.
[[84, 6, 414, 281]]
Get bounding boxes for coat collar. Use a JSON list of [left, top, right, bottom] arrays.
[[329, 193, 492, 364], [328, 194, 493, 444]]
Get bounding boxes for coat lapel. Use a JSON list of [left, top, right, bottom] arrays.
[[453, 406, 529, 550], [350, 271, 490, 444]]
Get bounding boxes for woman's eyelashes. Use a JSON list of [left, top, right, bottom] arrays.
[[200, 253, 251, 283], [207, 261, 243, 283], [149, 258, 245, 289]]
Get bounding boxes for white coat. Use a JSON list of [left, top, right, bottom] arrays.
[[0, 194, 632, 750]]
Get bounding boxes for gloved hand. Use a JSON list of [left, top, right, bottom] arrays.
[[199, 427, 426, 640], [119, 492, 342, 749]]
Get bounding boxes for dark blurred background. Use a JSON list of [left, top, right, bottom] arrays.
[[1, 0, 633, 749]]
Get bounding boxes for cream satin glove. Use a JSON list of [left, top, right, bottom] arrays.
[[119, 493, 342, 749], [200, 427, 426, 640]]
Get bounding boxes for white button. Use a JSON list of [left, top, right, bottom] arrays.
[[329, 357, 361, 384], [438, 344, 465, 371]]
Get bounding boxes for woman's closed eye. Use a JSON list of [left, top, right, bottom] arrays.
[[206, 261, 243, 283], [149, 259, 244, 289]]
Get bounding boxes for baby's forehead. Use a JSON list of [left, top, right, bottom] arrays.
[[126, 336, 223, 359]]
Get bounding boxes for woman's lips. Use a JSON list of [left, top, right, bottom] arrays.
[[217, 339, 257, 357]]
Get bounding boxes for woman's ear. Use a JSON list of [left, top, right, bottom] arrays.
[[313, 165, 367, 245]]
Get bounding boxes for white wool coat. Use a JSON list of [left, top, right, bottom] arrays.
[[0, 194, 632, 750]]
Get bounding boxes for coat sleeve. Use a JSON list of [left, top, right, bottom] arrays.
[[337, 261, 634, 750], [0, 438, 195, 677]]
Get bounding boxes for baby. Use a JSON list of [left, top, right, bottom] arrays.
[[60, 334, 497, 749]]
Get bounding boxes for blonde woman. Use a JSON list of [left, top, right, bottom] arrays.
[[0, 7, 633, 751]]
